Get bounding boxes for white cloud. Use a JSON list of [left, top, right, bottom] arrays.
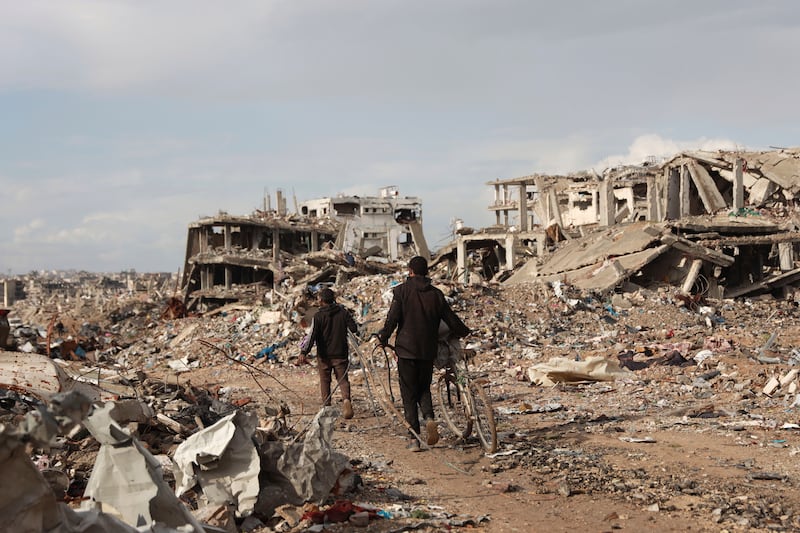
[[2, 2, 799, 274], [12, 218, 46, 240], [594, 134, 741, 169]]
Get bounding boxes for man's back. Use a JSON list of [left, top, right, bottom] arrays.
[[310, 303, 356, 358], [381, 276, 469, 360]]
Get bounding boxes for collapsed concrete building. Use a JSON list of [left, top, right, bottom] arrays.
[[442, 147, 800, 300], [299, 185, 430, 262], [180, 187, 430, 308]]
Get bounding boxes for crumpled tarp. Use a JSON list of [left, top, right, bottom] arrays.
[[81, 402, 205, 531], [256, 407, 349, 516], [173, 410, 260, 516], [0, 392, 170, 533], [527, 356, 635, 386]]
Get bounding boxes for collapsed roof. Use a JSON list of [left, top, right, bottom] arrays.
[[442, 147, 800, 298]]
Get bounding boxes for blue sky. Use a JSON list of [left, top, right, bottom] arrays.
[[2, 0, 799, 274]]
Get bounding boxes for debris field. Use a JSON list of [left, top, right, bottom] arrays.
[[5, 147, 800, 531]]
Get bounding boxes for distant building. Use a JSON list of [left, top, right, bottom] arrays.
[[298, 186, 430, 261], [180, 187, 430, 305], [180, 210, 338, 301], [2, 279, 24, 307]]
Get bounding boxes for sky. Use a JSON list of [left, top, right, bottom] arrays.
[[1, 0, 799, 274]]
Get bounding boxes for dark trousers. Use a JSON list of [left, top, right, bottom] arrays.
[[397, 358, 434, 435], [318, 357, 351, 405]]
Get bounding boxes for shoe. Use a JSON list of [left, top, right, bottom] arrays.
[[407, 438, 422, 452], [425, 419, 439, 446], [342, 399, 354, 419]]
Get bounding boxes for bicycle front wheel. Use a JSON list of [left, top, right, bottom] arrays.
[[437, 372, 473, 440], [367, 345, 397, 404], [470, 380, 498, 453]]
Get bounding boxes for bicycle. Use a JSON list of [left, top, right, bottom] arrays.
[[436, 343, 498, 453]]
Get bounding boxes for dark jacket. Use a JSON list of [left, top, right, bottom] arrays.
[[378, 276, 470, 360], [302, 303, 358, 359]]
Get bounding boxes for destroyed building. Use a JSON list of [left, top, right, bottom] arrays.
[[180, 208, 338, 304], [8, 147, 800, 532], [298, 185, 430, 262], [181, 187, 430, 308], [439, 148, 800, 300]]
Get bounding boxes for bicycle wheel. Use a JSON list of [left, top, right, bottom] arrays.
[[367, 345, 397, 404], [437, 370, 473, 440], [469, 379, 498, 453]]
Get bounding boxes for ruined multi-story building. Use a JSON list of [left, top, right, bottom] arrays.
[[441, 147, 800, 300], [180, 208, 338, 303], [298, 185, 429, 262], [180, 187, 430, 305]]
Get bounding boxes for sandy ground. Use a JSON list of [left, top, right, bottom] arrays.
[[12, 278, 800, 532], [178, 329, 800, 532]]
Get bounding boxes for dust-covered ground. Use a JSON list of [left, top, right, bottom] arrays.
[[7, 275, 800, 532]]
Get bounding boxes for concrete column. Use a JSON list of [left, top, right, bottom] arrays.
[[666, 167, 680, 219], [599, 178, 615, 226], [224, 266, 232, 290], [680, 165, 691, 217], [504, 234, 515, 271], [2, 281, 14, 307], [456, 237, 468, 285], [272, 228, 280, 262], [680, 259, 703, 295], [655, 176, 664, 221], [646, 176, 658, 221], [536, 233, 546, 256], [779, 242, 794, 271], [733, 158, 744, 210], [224, 225, 231, 251], [518, 184, 528, 231], [388, 228, 399, 260], [202, 266, 213, 290], [276, 190, 286, 216], [310, 230, 319, 252]]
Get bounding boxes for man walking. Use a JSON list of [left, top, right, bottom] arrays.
[[378, 256, 471, 451], [300, 288, 358, 419]]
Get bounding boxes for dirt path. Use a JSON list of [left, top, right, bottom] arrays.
[[189, 355, 800, 532]]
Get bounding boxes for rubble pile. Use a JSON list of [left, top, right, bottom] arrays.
[[4, 259, 800, 530], [7, 147, 800, 529]]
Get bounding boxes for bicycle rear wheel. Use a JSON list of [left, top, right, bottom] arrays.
[[469, 379, 498, 453], [437, 371, 473, 440]]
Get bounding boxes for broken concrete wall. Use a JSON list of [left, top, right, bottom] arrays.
[[299, 188, 429, 261]]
